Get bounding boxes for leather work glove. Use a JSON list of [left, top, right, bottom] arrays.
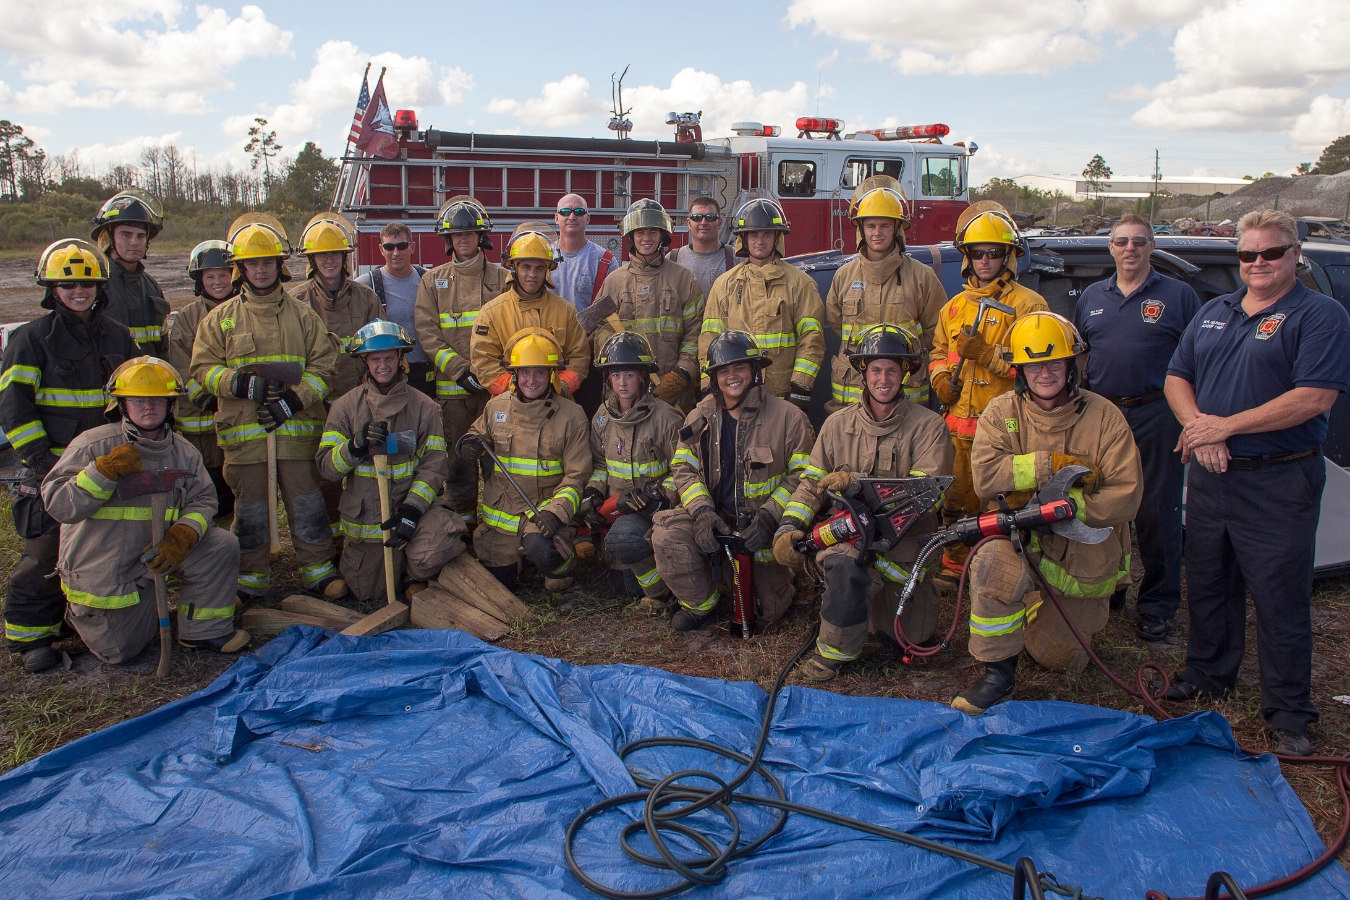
[[693, 506, 730, 555], [653, 368, 690, 405], [616, 485, 661, 518], [930, 370, 963, 407], [26, 450, 60, 481], [363, 421, 390, 454], [1050, 452, 1104, 495], [773, 524, 806, 568], [257, 390, 303, 433], [457, 372, 487, 395], [558, 370, 582, 397], [94, 443, 142, 481], [535, 509, 563, 539], [488, 372, 512, 395], [955, 330, 998, 366], [142, 522, 200, 575], [818, 470, 854, 494], [455, 433, 487, 461], [1001, 490, 1034, 510], [741, 506, 780, 553], [580, 487, 609, 526], [573, 532, 597, 560], [787, 383, 813, 412], [230, 371, 280, 403], [381, 503, 422, 549]]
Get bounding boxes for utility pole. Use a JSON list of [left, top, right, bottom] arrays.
[[1149, 149, 1160, 225]]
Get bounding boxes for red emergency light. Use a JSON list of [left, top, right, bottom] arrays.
[[730, 122, 782, 137], [393, 109, 418, 130], [795, 117, 843, 134], [855, 123, 950, 141]]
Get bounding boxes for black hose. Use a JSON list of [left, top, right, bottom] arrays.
[[564, 627, 1102, 899]]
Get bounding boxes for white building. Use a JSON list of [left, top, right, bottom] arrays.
[[1013, 174, 1252, 201]]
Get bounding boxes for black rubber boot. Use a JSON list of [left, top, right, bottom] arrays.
[[1136, 614, 1168, 642], [671, 608, 711, 633], [20, 644, 58, 674], [1109, 588, 1128, 611], [178, 629, 251, 653], [951, 655, 1019, 715]]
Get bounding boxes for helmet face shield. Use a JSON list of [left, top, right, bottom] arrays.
[[92, 189, 164, 247], [351, 319, 415, 356], [596, 331, 658, 372]]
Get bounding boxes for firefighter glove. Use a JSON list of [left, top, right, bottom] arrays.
[[257, 390, 302, 432], [580, 487, 608, 526], [931, 370, 963, 407], [142, 522, 200, 575], [773, 524, 806, 568], [1001, 490, 1034, 510], [616, 485, 660, 517], [455, 433, 486, 461], [1050, 452, 1103, 495], [488, 372, 512, 395], [558, 369, 582, 396], [693, 506, 730, 555], [363, 421, 390, 454], [742, 506, 780, 553], [574, 532, 597, 560], [535, 510, 563, 539], [381, 503, 421, 549], [27, 450, 60, 481], [457, 372, 487, 394], [94, 443, 142, 481], [230, 372, 280, 403], [818, 470, 854, 494], [787, 383, 813, 412], [955, 330, 998, 365], [653, 368, 690, 405]]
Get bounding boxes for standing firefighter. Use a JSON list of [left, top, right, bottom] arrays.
[[582, 332, 683, 610], [470, 231, 589, 397], [460, 329, 592, 593], [166, 241, 236, 524], [415, 197, 509, 518], [930, 205, 1048, 581], [653, 331, 814, 632], [288, 213, 382, 400], [591, 199, 705, 410], [0, 240, 138, 672], [91, 189, 169, 355], [318, 321, 465, 602], [44, 358, 247, 663], [191, 216, 345, 603], [698, 199, 825, 410], [953, 312, 1141, 715], [825, 181, 946, 411], [774, 325, 953, 679]]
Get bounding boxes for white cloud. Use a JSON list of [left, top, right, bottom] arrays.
[[1291, 95, 1350, 150], [486, 75, 607, 129], [439, 68, 475, 106], [0, 2, 290, 114], [63, 132, 186, 170], [625, 69, 811, 139]]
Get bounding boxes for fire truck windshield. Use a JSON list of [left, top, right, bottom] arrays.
[[841, 157, 906, 189]]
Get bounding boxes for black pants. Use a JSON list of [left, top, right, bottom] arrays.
[[1124, 398, 1184, 621], [4, 484, 63, 652], [406, 361, 436, 399], [1181, 453, 1324, 734]]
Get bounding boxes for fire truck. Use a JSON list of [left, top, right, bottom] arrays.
[[334, 113, 973, 270]]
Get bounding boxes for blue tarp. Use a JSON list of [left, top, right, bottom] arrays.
[[0, 627, 1345, 899]]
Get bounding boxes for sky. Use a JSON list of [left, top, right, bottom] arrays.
[[3, 0, 1350, 187]]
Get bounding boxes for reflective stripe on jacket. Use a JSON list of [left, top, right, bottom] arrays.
[[166, 293, 230, 463], [103, 261, 169, 355], [288, 277, 383, 400], [586, 394, 683, 500], [592, 257, 705, 380], [469, 285, 590, 388], [415, 253, 509, 397]]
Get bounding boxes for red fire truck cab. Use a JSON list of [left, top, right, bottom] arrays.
[[335, 113, 972, 271]]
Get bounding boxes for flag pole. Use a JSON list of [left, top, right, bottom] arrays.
[[336, 62, 372, 209]]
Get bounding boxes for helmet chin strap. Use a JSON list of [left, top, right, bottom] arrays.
[[120, 400, 173, 442]]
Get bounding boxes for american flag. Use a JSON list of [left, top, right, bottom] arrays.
[[347, 67, 370, 145]]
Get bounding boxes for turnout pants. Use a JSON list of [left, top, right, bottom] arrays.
[[650, 507, 795, 625], [942, 432, 979, 574], [1124, 399, 1184, 621], [816, 542, 939, 663], [66, 527, 241, 664], [4, 475, 63, 652], [340, 501, 467, 602], [602, 513, 667, 599], [966, 537, 1109, 672], [473, 516, 578, 587], [1181, 454, 1323, 734], [441, 393, 489, 518], [225, 458, 338, 597]]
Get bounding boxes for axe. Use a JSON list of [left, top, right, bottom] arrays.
[[123, 466, 189, 679], [574, 296, 661, 388], [950, 294, 1017, 386], [239, 361, 305, 559]]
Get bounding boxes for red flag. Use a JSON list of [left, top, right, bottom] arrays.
[[355, 71, 399, 160], [347, 66, 370, 145]]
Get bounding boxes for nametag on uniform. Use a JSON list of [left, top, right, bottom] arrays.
[[1088, 309, 1104, 317], [851, 280, 865, 291], [494, 411, 508, 422], [436, 278, 449, 289], [476, 325, 489, 335], [640, 285, 651, 294]]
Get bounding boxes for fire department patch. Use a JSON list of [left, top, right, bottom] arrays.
[[1141, 300, 1164, 323], [494, 411, 507, 422], [1005, 418, 1019, 433], [435, 278, 449, 289], [596, 415, 606, 428], [851, 280, 865, 292], [1255, 312, 1287, 340]]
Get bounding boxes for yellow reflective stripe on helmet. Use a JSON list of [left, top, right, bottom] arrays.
[[76, 470, 114, 500], [743, 473, 784, 500], [681, 585, 719, 613], [175, 415, 215, 434], [816, 637, 860, 662], [499, 456, 563, 478], [873, 557, 912, 585], [90, 505, 180, 522], [551, 485, 580, 517], [63, 582, 141, 609], [832, 381, 862, 404], [177, 602, 235, 620], [680, 481, 711, 506], [1012, 454, 1038, 492], [182, 512, 209, 533], [606, 458, 670, 480], [0, 365, 41, 390], [35, 388, 105, 408], [438, 311, 478, 328], [408, 481, 435, 504], [753, 332, 795, 350], [481, 503, 522, 533], [5, 621, 62, 642], [672, 447, 701, 471], [340, 518, 385, 540], [792, 357, 819, 380]]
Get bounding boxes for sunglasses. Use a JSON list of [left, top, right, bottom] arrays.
[[381, 241, 411, 251], [687, 213, 721, 222], [1236, 243, 1295, 263], [55, 281, 93, 290], [1110, 236, 1153, 248], [1020, 360, 1069, 375], [967, 247, 1009, 261], [557, 207, 588, 218]]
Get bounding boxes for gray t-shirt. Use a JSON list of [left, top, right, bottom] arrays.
[[552, 240, 610, 312], [670, 245, 731, 297], [356, 267, 428, 363]]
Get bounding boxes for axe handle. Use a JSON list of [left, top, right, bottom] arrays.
[[149, 492, 172, 679], [267, 432, 281, 558], [373, 454, 398, 606]]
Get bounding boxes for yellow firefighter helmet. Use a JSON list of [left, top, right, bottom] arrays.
[[299, 214, 355, 255], [505, 231, 559, 270], [505, 328, 565, 369], [106, 356, 187, 398], [1005, 312, 1086, 366], [37, 239, 109, 285]]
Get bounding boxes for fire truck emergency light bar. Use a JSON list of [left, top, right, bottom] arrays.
[[730, 122, 782, 137], [795, 117, 844, 134], [854, 124, 950, 141]]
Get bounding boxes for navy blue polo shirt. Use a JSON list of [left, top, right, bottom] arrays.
[[1167, 281, 1350, 456], [1074, 269, 1200, 399]]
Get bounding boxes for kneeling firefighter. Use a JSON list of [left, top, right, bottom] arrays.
[[42, 357, 247, 664], [318, 320, 466, 602], [652, 331, 814, 632], [460, 329, 592, 592], [774, 325, 953, 680], [953, 312, 1141, 714], [581, 332, 683, 610]]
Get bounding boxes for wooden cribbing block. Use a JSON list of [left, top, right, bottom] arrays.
[[243, 608, 350, 636], [436, 554, 528, 621], [410, 584, 510, 642], [279, 595, 363, 624], [339, 601, 409, 637]]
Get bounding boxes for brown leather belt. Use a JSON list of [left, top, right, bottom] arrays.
[[1109, 390, 1165, 409], [1227, 449, 1318, 470]]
